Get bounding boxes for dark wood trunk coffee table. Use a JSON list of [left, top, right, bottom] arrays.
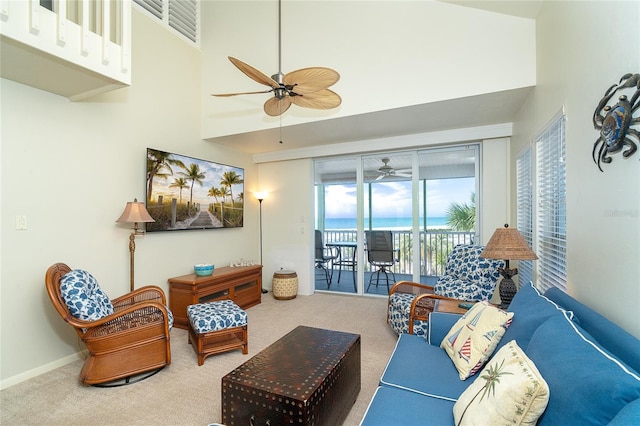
[[222, 325, 361, 425]]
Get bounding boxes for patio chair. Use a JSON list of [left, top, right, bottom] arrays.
[[315, 230, 338, 287], [365, 230, 398, 293], [45, 263, 173, 386]]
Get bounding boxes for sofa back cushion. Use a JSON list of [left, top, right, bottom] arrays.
[[545, 286, 640, 374], [60, 269, 114, 321], [495, 282, 575, 353], [526, 313, 640, 425]]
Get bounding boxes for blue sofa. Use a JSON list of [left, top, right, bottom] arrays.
[[360, 283, 640, 425]]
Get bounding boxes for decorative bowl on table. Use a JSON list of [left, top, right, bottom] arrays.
[[194, 264, 214, 276]]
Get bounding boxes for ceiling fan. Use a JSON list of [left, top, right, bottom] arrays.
[[373, 158, 412, 180], [211, 0, 341, 117]]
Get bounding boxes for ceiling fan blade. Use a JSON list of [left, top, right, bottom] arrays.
[[291, 89, 342, 110], [375, 174, 385, 181], [395, 172, 412, 178], [264, 96, 292, 116], [211, 90, 273, 97], [283, 67, 340, 94], [228, 57, 280, 89]]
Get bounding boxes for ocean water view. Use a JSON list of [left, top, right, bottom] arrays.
[[325, 217, 448, 230]]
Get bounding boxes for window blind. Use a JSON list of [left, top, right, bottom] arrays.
[[516, 145, 534, 287], [135, 0, 162, 19], [134, 0, 199, 45], [535, 112, 567, 293], [168, 0, 197, 43]]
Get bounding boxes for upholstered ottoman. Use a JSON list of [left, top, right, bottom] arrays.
[[186, 300, 248, 366]]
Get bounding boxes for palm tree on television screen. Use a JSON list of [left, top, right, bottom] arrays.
[[179, 163, 206, 212], [220, 171, 243, 207]]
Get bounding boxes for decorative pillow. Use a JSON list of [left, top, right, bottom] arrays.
[[441, 301, 514, 380], [453, 340, 550, 426], [60, 269, 114, 321]]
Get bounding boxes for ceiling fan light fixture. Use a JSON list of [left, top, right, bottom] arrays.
[[211, 0, 341, 117], [372, 158, 412, 181]]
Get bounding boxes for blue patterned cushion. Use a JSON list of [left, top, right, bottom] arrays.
[[388, 292, 429, 339], [167, 308, 174, 330], [434, 244, 504, 301], [60, 269, 114, 321], [187, 300, 247, 334]]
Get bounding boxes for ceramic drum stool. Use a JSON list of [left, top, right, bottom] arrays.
[[186, 300, 248, 366]]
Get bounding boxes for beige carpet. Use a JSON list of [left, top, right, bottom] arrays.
[[1, 293, 398, 425]]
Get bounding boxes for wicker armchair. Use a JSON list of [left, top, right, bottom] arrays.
[[45, 263, 172, 386], [387, 281, 461, 338], [434, 244, 505, 302]]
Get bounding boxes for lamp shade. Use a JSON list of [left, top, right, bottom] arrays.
[[254, 191, 268, 201], [481, 224, 538, 260], [115, 199, 155, 223]]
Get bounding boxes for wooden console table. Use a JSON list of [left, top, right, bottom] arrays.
[[168, 265, 263, 330]]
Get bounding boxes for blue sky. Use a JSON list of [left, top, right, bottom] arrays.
[[149, 152, 244, 207], [324, 178, 475, 218]]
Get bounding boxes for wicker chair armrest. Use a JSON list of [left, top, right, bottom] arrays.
[[81, 301, 170, 338], [389, 280, 435, 297], [111, 285, 167, 310], [409, 293, 460, 323]]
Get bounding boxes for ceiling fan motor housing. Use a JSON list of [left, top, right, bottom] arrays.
[[271, 72, 287, 99]]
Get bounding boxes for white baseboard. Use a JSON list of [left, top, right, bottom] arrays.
[[0, 350, 86, 390]]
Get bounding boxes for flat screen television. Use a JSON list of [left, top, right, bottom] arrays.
[[146, 148, 244, 232]]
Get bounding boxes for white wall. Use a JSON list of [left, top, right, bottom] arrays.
[[481, 138, 511, 242], [258, 159, 315, 294], [201, 1, 536, 139], [0, 11, 259, 387], [510, 1, 640, 337]]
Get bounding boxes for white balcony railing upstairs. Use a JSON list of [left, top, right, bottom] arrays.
[[1, 0, 131, 100]]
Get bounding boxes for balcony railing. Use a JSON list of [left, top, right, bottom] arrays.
[[322, 229, 475, 278], [1, 0, 132, 99]]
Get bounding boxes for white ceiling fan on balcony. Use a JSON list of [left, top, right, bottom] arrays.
[[373, 158, 412, 180], [211, 0, 341, 117]]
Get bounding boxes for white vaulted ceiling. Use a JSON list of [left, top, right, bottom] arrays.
[[202, 1, 540, 158]]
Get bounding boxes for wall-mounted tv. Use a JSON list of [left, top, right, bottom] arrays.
[[146, 148, 244, 232]]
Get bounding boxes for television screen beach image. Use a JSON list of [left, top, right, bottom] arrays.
[[146, 148, 244, 232]]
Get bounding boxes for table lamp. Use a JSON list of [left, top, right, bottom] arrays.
[[481, 224, 538, 308], [116, 198, 155, 292]]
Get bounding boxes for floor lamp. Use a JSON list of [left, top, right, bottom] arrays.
[[116, 198, 155, 292], [255, 192, 268, 293]]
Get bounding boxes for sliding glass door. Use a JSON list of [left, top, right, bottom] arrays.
[[314, 145, 479, 295], [363, 153, 414, 294], [417, 146, 478, 283], [315, 158, 359, 293]]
